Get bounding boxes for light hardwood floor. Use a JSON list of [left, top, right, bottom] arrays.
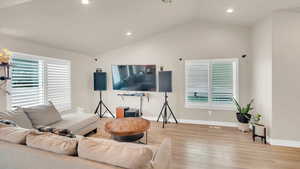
[[93, 120, 300, 169]]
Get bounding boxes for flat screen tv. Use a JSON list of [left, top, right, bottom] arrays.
[[112, 65, 156, 91]]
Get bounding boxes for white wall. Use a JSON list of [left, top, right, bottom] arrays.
[[251, 11, 300, 144], [272, 11, 300, 142], [0, 35, 96, 113], [98, 21, 252, 123], [251, 17, 273, 137]]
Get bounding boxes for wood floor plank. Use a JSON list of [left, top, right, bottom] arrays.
[[93, 120, 300, 169]]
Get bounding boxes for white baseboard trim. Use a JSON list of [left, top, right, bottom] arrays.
[[270, 139, 300, 148], [180, 119, 238, 127], [143, 116, 238, 128], [266, 136, 271, 144]]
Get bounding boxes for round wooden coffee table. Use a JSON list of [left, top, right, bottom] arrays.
[[105, 117, 150, 143]]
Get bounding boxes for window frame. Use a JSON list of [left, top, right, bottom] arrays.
[[185, 58, 239, 110], [7, 52, 71, 111]]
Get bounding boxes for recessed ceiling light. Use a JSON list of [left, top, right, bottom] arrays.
[[126, 32, 132, 36], [81, 0, 90, 5], [226, 8, 234, 13], [162, 0, 172, 3]]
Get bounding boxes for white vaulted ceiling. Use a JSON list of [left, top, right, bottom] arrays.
[[0, 0, 299, 55]]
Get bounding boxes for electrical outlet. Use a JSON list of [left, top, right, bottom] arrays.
[[208, 111, 213, 117]]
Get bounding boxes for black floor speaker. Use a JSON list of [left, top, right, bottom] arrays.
[[93, 71, 114, 118], [94, 72, 107, 91], [157, 71, 178, 128], [159, 71, 172, 92]]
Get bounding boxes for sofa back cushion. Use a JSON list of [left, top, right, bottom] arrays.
[[0, 126, 33, 144], [151, 138, 172, 169], [0, 140, 124, 169], [0, 112, 10, 120], [0, 108, 33, 129], [23, 101, 62, 127], [78, 138, 153, 169], [26, 132, 78, 155]]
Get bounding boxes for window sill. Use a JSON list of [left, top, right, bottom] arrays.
[[185, 104, 235, 111]]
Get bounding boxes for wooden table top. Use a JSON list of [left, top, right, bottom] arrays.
[[104, 117, 150, 136]]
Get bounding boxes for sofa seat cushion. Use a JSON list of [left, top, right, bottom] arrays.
[[26, 132, 79, 155], [50, 113, 98, 134], [78, 137, 153, 169]]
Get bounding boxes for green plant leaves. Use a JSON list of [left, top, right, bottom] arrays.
[[233, 97, 242, 112], [233, 97, 254, 115]]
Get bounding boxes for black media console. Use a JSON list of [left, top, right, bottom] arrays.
[[117, 93, 150, 115]]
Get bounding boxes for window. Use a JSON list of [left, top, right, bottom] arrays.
[[8, 52, 71, 111], [185, 59, 238, 110], [9, 58, 44, 108], [46, 61, 71, 111]]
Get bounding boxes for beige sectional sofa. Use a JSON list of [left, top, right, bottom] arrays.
[[0, 103, 172, 169], [0, 103, 99, 136]]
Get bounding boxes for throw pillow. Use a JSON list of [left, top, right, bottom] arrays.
[[0, 108, 33, 129], [23, 101, 62, 127], [0, 126, 33, 144], [78, 137, 153, 169], [26, 131, 78, 155], [9, 108, 33, 129]]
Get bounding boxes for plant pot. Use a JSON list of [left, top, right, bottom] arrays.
[[236, 113, 251, 124], [238, 123, 250, 132]]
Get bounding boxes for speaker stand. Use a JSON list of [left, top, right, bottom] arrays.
[[157, 92, 178, 128], [94, 91, 115, 118]]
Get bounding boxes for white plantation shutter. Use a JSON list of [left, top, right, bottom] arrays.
[[8, 52, 71, 111], [185, 59, 238, 109], [211, 62, 234, 105], [46, 61, 71, 111], [9, 57, 45, 108], [185, 60, 209, 107]]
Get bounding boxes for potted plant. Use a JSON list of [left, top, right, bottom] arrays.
[[233, 98, 254, 131], [0, 48, 12, 65], [252, 113, 262, 125], [251, 113, 266, 143]]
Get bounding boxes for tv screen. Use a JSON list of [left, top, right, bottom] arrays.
[[112, 65, 156, 91]]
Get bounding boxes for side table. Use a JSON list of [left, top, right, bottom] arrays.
[[252, 123, 267, 144]]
